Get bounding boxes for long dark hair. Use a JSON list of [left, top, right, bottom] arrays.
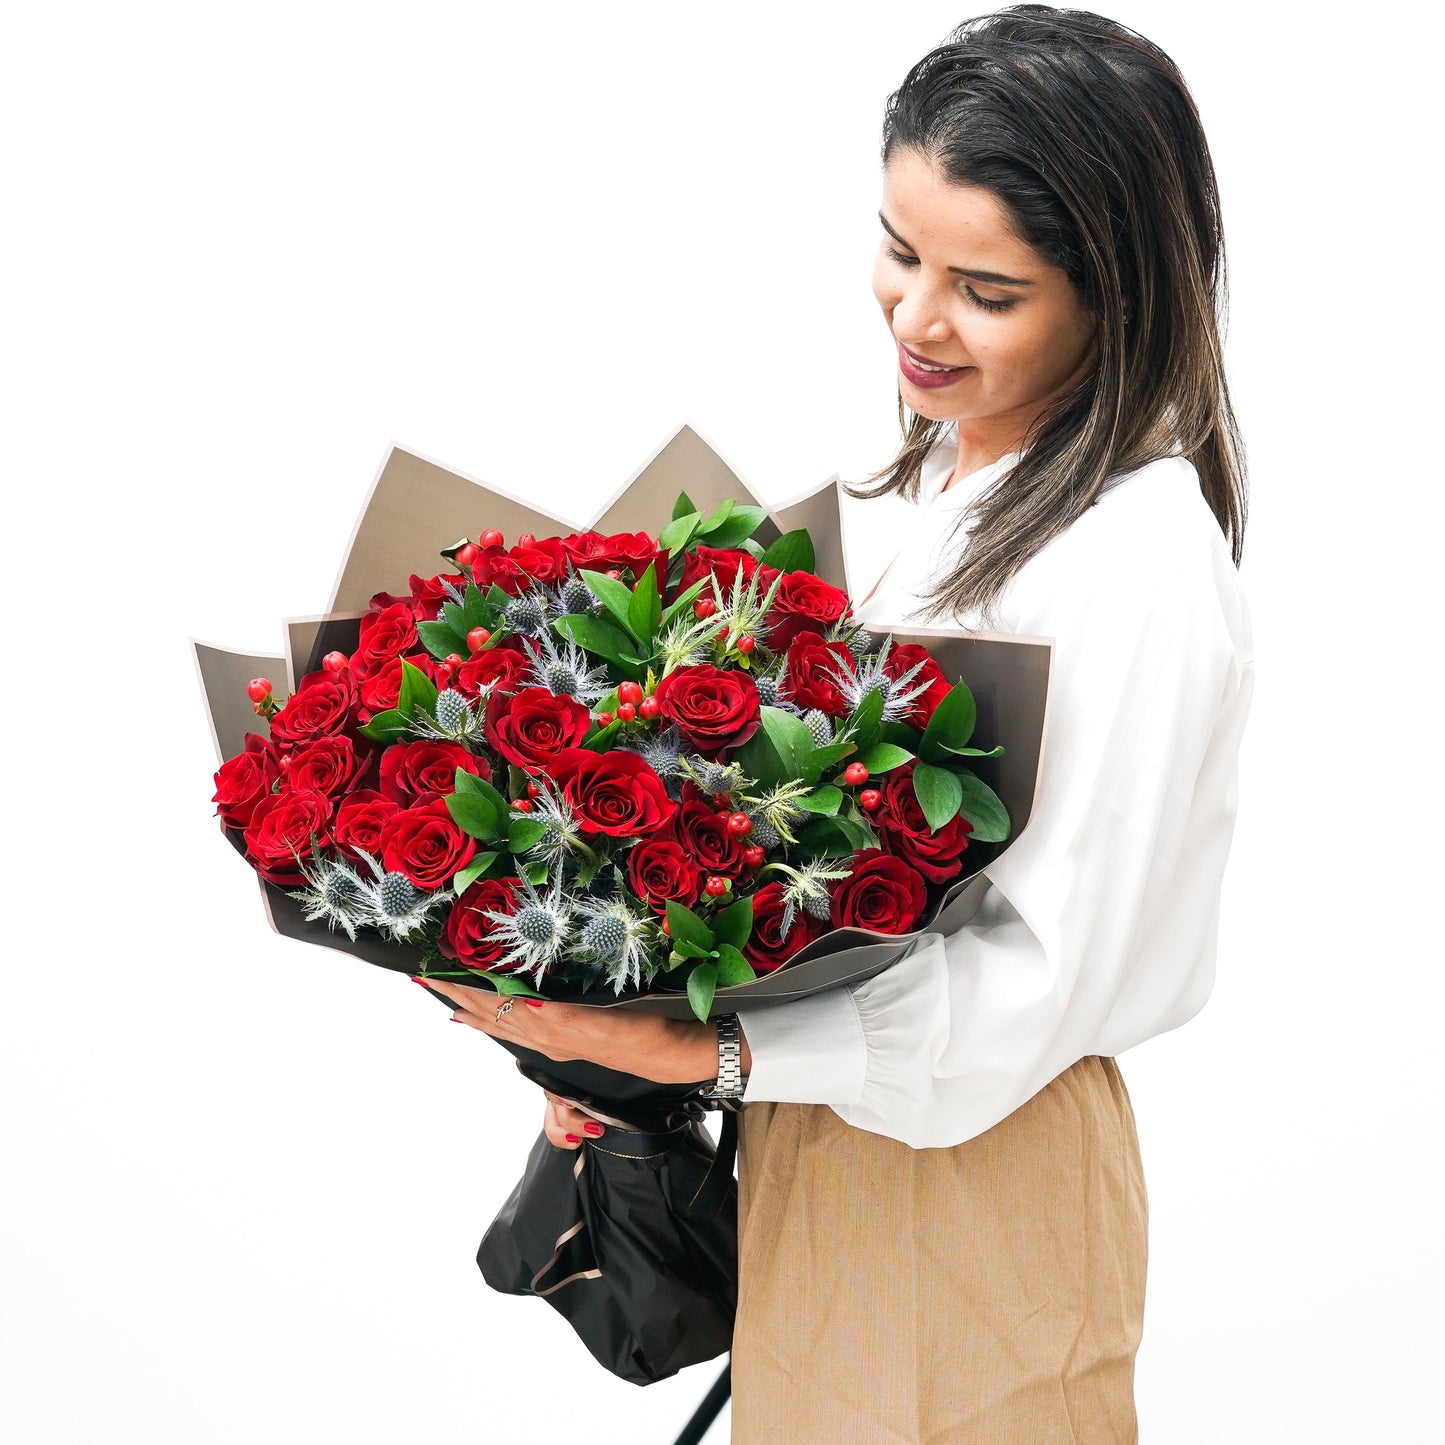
[[852, 4, 1248, 626]]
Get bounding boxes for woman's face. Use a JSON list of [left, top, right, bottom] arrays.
[[872, 148, 1097, 450]]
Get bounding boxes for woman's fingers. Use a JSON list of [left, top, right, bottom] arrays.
[[542, 1095, 606, 1149]]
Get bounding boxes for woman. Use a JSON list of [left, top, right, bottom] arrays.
[[427, 6, 1255, 1439]]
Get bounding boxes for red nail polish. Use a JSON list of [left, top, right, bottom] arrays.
[[411, 977, 429, 987], [524, 999, 544, 1009], [450, 1016, 465, 1024], [583, 1122, 603, 1137], [565, 1133, 581, 1144]]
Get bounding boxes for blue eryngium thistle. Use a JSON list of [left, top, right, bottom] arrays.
[[407, 686, 488, 744], [524, 629, 611, 704], [620, 724, 687, 791], [769, 858, 854, 933], [477, 873, 574, 985], [548, 569, 601, 619], [287, 847, 449, 942], [825, 635, 933, 723], [521, 780, 588, 865], [572, 895, 659, 995], [503, 589, 550, 637]]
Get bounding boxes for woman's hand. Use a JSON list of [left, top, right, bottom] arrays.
[[541, 1088, 605, 1150], [414, 975, 733, 1085]]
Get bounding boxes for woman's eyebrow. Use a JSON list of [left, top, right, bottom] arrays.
[[878, 210, 1036, 287]]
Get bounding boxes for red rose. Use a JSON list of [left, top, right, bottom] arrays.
[[550, 748, 677, 837], [654, 664, 761, 754], [379, 740, 490, 806], [454, 638, 533, 700], [765, 571, 852, 653], [884, 643, 952, 727], [242, 787, 333, 885], [353, 602, 419, 676], [439, 876, 522, 971], [332, 789, 400, 860], [378, 795, 477, 889], [282, 735, 371, 801], [212, 733, 281, 829], [358, 651, 445, 714], [744, 882, 828, 973], [829, 849, 927, 935], [625, 838, 700, 914], [782, 631, 855, 718], [406, 571, 468, 623], [871, 762, 975, 884], [672, 545, 778, 603], [472, 536, 571, 594], [672, 793, 748, 879], [562, 530, 666, 579], [484, 686, 591, 772], [268, 667, 361, 751]]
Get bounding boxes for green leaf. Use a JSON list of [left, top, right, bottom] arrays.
[[698, 498, 736, 534], [795, 785, 843, 816], [441, 601, 470, 637], [627, 560, 662, 645], [583, 718, 622, 751], [760, 528, 816, 575], [832, 812, 879, 850], [446, 792, 503, 842], [453, 770, 510, 829], [416, 619, 467, 662], [878, 720, 921, 748], [659, 578, 707, 630], [939, 742, 1005, 759], [398, 659, 440, 720], [507, 817, 548, 853], [731, 727, 787, 790], [672, 490, 697, 521], [795, 818, 856, 856], [857, 742, 914, 773], [465, 970, 547, 999], [452, 852, 500, 893], [485, 584, 511, 612], [955, 770, 1012, 843], [554, 613, 644, 670], [686, 962, 718, 1023], [577, 568, 641, 640], [658, 510, 702, 554], [671, 938, 714, 960], [919, 680, 978, 763], [358, 708, 410, 743], [665, 901, 716, 954], [520, 859, 549, 886], [703, 505, 770, 549], [713, 894, 754, 952], [461, 583, 493, 632], [844, 688, 885, 749], [758, 706, 814, 778], [799, 739, 856, 786], [912, 761, 964, 830], [713, 943, 757, 988]]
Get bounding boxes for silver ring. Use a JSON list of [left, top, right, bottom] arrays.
[[495, 998, 514, 1023]]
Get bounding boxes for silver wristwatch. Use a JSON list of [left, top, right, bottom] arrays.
[[698, 1013, 747, 1102]]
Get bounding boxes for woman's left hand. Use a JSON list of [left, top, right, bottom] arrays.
[[416, 975, 719, 1086]]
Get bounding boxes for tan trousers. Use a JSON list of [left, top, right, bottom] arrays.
[[730, 1055, 1148, 1444]]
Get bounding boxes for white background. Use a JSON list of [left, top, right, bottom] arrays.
[[3, 2, 1440, 1441]]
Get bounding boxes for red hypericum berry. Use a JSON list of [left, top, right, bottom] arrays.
[[716, 626, 730, 641], [246, 678, 273, 702], [517, 532, 536, 548], [736, 634, 756, 655], [466, 626, 492, 651], [596, 711, 614, 727], [526, 781, 542, 798], [252, 701, 264, 715], [859, 788, 882, 813], [444, 652, 463, 669], [480, 528, 504, 548], [638, 695, 660, 721], [704, 876, 729, 898], [617, 680, 643, 707], [605, 568, 623, 580], [743, 844, 767, 867], [726, 812, 752, 837], [843, 762, 870, 786], [693, 597, 717, 619], [512, 798, 534, 813], [615, 702, 637, 724], [661, 918, 671, 938], [455, 543, 479, 567], [321, 650, 349, 673]]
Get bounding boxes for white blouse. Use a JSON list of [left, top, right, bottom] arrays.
[[736, 421, 1256, 1149]]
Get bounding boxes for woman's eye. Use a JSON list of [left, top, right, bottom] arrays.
[[884, 245, 1017, 314]]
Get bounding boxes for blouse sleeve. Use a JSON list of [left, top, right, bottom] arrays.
[[736, 470, 1255, 1148]]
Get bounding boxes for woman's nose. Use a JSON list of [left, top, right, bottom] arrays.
[[892, 279, 955, 343]]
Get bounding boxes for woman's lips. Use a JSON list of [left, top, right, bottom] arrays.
[[898, 343, 973, 389]]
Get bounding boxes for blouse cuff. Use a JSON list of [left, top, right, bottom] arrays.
[[735, 985, 869, 1107]]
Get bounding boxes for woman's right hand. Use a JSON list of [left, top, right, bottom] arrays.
[[541, 1088, 606, 1150]]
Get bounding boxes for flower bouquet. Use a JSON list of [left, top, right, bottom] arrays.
[[192, 423, 1052, 1382]]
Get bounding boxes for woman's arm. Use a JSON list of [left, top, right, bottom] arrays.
[[739, 465, 1255, 1148]]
